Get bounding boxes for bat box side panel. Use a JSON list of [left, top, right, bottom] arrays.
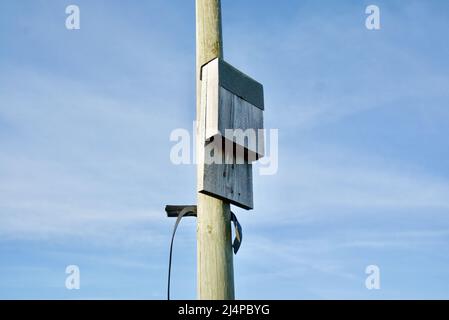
[[203, 59, 220, 140]]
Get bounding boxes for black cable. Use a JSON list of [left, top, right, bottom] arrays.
[[167, 206, 196, 301], [231, 212, 242, 254]]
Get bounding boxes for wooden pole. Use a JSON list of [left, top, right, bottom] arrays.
[[196, 0, 235, 300]]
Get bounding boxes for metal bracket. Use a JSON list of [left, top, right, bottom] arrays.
[[165, 205, 197, 218]]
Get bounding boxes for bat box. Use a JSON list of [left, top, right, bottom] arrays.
[[200, 58, 264, 161]]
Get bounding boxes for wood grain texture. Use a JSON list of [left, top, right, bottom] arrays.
[[198, 63, 254, 210], [196, 0, 234, 301], [201, 58, 264, 110], [202, 59, 264, 160], [218, 87, 264, 160], [199, 143, 254, 210], [196, 193, 234, 299]]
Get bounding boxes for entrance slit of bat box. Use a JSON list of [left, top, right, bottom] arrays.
[[198, 58, 264, 210]]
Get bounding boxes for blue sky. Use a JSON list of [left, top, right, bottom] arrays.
[[1, 0, 449, 299]]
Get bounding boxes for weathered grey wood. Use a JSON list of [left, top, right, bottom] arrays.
[[198, 65, 254, 210], [202, 59, 265, 160], [218, 87, 264, 160], [201, 164, 253, 210], [199, 141, 254, 210], [196, 0, 235, 301], [201, 58, 264, 110]]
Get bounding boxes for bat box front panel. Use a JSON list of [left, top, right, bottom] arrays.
[[201, 58, 265, 161], [198, 142, 254, 210]]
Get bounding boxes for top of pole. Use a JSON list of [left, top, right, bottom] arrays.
[[196, 0, 224, 67], [196, 0, 224, 117]]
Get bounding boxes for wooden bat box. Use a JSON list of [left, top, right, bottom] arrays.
[[197, 59, 265, 210], [200, 58, 264, 161]]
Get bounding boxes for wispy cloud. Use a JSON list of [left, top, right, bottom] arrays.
[[0, 61, 192, 248], [1, 0, 449, 299]]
